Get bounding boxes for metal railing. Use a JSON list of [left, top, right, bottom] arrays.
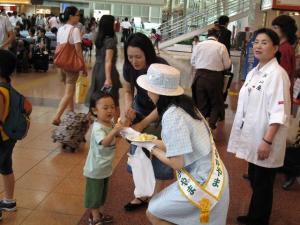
[[160, 0, 250, 42]]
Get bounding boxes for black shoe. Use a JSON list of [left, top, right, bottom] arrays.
[[0, 200, 17, 211], [282, 177, 296, 190], [124, 198, 148, 211], [237, 216, 251, 224]]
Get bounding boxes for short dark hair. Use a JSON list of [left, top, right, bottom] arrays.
[[0, 50, 17, 83], [95, 15, 115, 49], [124, 32, 157, 68], [218, 15, 229, 26], [207, 28, 220, 38], [193, 35, 199, 40], [39, 28, 46, 34], [51, 27, 58, 34], [124, 17, 128, 21], [254, 28, 281, 62], [89, 91, 114, 117], [272, 15, 298, 45], [29, 28, 35, 35], [59, 6, 78, 23], [156, 95, 202, 122]]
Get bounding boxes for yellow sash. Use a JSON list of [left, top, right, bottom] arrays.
[[176, 117, 225, 224]]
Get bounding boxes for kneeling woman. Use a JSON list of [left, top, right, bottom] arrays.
[[135, 64, 229, 225]]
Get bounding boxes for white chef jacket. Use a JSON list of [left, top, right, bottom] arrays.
[[227, 58, 291, 168]]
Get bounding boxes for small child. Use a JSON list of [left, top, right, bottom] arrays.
[[0, 50, 27, 220], [83, 91, 124, 225]]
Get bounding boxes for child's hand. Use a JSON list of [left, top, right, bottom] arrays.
[[113, 121, 125, 134]]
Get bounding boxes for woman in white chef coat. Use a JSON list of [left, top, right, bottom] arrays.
[[228, 28, 291, 225]]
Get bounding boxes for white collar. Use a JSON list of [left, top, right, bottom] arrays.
[[254, 58, 278, 75]]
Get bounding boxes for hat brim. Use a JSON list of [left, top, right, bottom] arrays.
[[137, 75, 184, 96]]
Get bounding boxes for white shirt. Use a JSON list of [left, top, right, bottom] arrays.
[[57, 24, 81, 44], [121, 21, 131, 29], [0, 15, 13, 48], [227, 58, 291, 168], [9, 16, 22, 27], [191, 37, 231, 71], [48, 16, 59, 29]]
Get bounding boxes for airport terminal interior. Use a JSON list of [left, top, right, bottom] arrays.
[[0, 0, 299, 225]]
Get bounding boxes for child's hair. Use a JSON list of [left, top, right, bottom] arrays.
[[89, 91, 115, 117], [0, 49, 17, 83]]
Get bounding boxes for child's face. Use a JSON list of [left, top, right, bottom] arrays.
[[92, 97, 116, 123]]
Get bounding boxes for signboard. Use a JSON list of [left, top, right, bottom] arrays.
[[261, 0, 272, 10], [0, 0, 30, 3], [36, 8, 50, 14], [272, 0, 300, 10]]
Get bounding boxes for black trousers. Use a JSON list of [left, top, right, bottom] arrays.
[[122, 29, 130, 42], [192, 69, 224, 129], [247, 163, 277, 225]]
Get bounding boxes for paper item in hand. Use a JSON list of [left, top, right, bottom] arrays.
[[120, 127, 141, 140]]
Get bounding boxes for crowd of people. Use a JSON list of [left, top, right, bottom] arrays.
[[0, 5, 299, 225]]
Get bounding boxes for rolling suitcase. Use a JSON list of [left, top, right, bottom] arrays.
[[52, 112, 89, 152]]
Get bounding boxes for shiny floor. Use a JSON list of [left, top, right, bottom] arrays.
[[0, 48, 298, 225]]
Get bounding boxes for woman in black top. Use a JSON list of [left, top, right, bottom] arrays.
[[123, 33, 173, 211]]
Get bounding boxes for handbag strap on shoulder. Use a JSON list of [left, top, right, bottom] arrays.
[[67, 27, 75, 44]]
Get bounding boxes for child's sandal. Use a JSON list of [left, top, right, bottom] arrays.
[[99, 213, 113, 224]]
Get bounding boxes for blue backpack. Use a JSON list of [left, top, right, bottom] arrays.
[[0, 83, 31, 140]]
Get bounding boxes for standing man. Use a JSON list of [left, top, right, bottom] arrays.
[[217, 15, 232, 109], [121, 17, 131, 42], [0, 11, 15, 50], [191, 28, 231, 130], [217, 15, 231, 55]]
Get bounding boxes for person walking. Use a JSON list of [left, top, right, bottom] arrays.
[[228, 28, 291, 225], [191, 28, 231, 130], [52, 6, 87, 126], [121, 17, 131, 43]]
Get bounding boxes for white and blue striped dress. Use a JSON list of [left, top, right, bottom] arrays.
[[148, 106, 229, 225]]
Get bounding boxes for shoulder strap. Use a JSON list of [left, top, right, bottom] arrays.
[[0, 82, 11, 90], [67, 27, 75, 44]]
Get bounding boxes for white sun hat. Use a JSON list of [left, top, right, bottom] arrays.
[[136, 63, 184, 96]]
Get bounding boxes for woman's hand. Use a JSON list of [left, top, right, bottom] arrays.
[[104, 78, 112, 88], [132, 121, 145, 132], [152, 140, 166, 151], [126, 107, 136, 122], [257, 141, 271, 160]]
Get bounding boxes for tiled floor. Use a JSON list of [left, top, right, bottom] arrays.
[[2, 47, 298, 225], [0, 48, 131, 224]]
